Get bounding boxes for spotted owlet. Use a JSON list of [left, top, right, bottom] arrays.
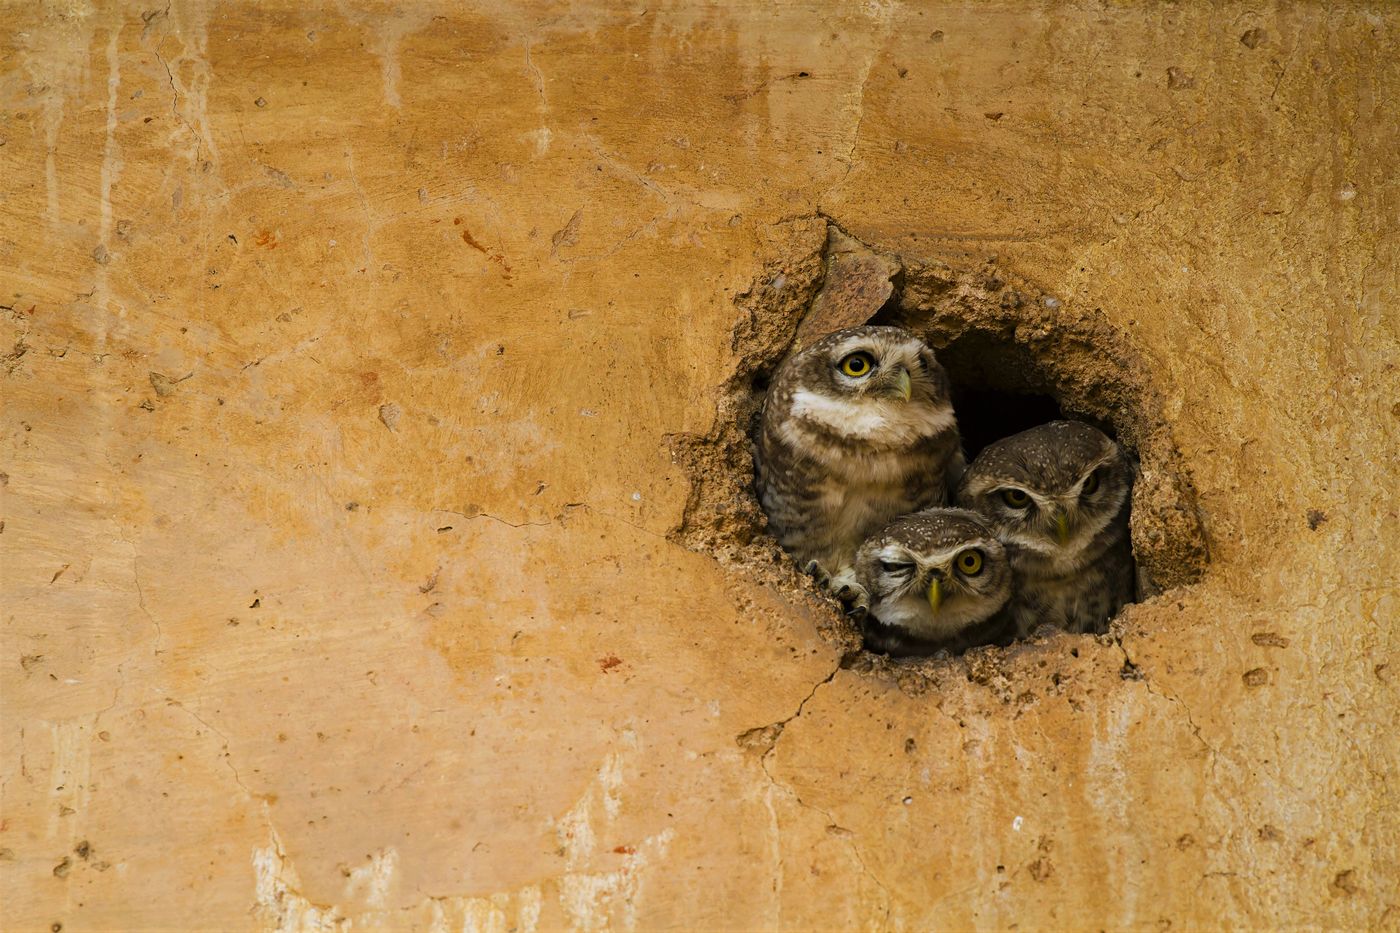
[[853, 508, 1013, 656], [755, 325, 964, 611], [956, 421, 1134, 637]]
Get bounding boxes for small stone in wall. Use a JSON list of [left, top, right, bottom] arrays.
[[1251, 632, 1290, 648], [1166, 67, 1195, 90], [1330, 869, 1359, 896], [1240, 28, 1266, 48]]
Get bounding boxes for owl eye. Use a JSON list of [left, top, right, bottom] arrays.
[[838, 352, 876, 378], [1000, 488, 1031, 509], [879, 559, 914, 574], [955, 549, 985, 576], [1081, 471, 1101, 495]]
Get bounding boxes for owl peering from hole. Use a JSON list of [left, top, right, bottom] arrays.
[[956, 420, 1135, 637], [853, 509, 1013, 657], [755, 325, 964, 612]]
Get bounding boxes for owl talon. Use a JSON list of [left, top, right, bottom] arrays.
[[804, 559, 835, 590]]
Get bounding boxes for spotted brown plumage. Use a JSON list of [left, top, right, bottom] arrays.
[[956, 421, 1135, 636], [853, 508, 1014, 656], [754, 326, 964, 611]]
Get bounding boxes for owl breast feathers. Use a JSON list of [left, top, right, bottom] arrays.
[[755, 326, 965, 579], [955, 421, 1135, 637]]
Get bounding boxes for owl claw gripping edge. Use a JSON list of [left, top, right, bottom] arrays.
[[803, 559, 871, 621], [755, 326, 965, 616]]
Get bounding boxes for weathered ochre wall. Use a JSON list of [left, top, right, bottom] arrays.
[[2, 1, 1396, 929]]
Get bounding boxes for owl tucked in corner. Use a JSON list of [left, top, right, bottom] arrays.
[[956, 421, 1135, 637], [754, 326, 965, 615]]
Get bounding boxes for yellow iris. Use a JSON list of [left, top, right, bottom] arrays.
[[1082, 471, 1100, 495], [956, 549, 984, 576], [839, 352, 874, 377]]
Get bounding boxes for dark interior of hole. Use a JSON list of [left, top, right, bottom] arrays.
[[932, 330, 1116, 459], [949, 385, 1064, 460]]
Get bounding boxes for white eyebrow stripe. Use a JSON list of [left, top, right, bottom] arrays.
[[919, 544, 979, 566], [876, 545, 912, 563], [827, 335, 921, 363], [881, 543, 987, 567], [829, 336, 877, 358]]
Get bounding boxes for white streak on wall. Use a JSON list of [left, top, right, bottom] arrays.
[[515, 886, 543, 931], [173, 0, 218, 167], [762, 782, 783, 929], [252, 822, 344, 932], [460, 896, 509, 933], [557, 829, 676, 932], [1088, 701, 1137, 927], [246, 729, 663, 930], [19, 4, 99, 228], [344, 847, 399, 909], [335, 5, 434, 109], [550, 730, 674, 930], [46, 719, 93, 842], [523, 127, 552, 157], [94, 24, 123, 318]]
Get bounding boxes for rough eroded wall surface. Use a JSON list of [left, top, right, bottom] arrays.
[[2, 1, 1396, 929]]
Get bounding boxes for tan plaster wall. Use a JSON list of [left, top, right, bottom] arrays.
[[1, 1, 1395, 929]]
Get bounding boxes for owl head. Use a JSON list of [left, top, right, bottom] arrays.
[[956, 421, 1132, 566], [769, 326, 953, 445], [854, 508, 1011, 649]]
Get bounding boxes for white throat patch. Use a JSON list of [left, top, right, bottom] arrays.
[[789, 390, 956, 446]]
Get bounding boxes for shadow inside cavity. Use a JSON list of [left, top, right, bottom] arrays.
[[948, 385, 1064, 460], [933, 329, 1117, 459]]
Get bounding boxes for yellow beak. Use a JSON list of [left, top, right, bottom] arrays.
[[927, 578, 942, 613], [894, 367, 912, 402], [1056, 512, 1070, 545]]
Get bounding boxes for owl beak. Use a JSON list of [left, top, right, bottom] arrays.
[[927, 578, 942, 613], [1055, 512, 1070, 545], [893, 367, 912, 402]]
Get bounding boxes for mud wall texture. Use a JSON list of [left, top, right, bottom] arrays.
[[2, 1, 1396, 929]]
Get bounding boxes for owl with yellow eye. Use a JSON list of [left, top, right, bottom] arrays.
[[853, 508, 1014, 656], [956, 420, 1135, 636], [755, 325, 964, 614]]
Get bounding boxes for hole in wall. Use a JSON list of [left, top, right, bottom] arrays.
[[945, 383, 1065, 461], [671, 221, 1209, 664]]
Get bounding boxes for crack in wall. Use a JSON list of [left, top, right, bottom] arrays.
[[432, 501, 668, 541], [343, 147, 379, 272], [739, 664, 897, 927], [825, 3, 896, 202], [1114, 636, 1218, 772], [128, 546, 165, 652], [145, 4, 208, 163], [163, 698, 266, 803]]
